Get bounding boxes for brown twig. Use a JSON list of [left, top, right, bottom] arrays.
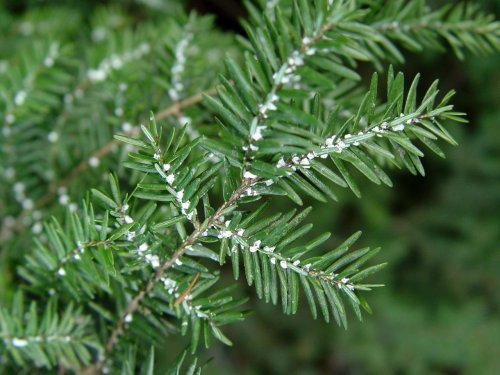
[[174, 272, 201, 306]]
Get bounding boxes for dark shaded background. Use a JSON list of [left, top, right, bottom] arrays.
[[2, 0, 499, 374]]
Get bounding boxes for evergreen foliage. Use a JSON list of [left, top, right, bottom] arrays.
[[0, 0, 498, 373]]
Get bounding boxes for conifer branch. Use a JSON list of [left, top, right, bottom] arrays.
[[367, 1, 500, 58], [240, 20, 335, 169], [2, 1, 498, 373], [89, 178, 252, 372], [0, 294, 99, 370], [2, 87, 216, 241]]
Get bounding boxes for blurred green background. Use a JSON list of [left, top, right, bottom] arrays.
[[2, 0, 499, 374]]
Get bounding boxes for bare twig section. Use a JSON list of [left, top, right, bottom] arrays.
[[174, 272, 201, 306]]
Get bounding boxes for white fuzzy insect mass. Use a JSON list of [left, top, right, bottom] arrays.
[[58, 194, 70, 205], [276, 122, 398, 171], [14, 90, 27, 106], [276, 158, 286, 168], [87, 69, 106, 82], [88, 157, 100, 167], [32, 222, 43, 234], [252, 125, 266, 141], [121, 122, 133, 132], [12, 338, 28, 347], [166, 174, 175, 185], [258, 94, 279, 118], [47, 131, 59, 143], [263, 246, 275, 253], [249, 240, 261, 253], [44, 57, 54, 67], [176, 190, 184, 200], [87, 43, 151, 83], [145, 254, 160, 268], [126, 231, 136, 241], [218, 230, 233, 239], [243, 170, 258, 179], [169, 31, 193, 102], [22, 199, 34, 210], [5, 113, 15, 124], [114, 107, 123, 117], [13, 182, 24, 194]]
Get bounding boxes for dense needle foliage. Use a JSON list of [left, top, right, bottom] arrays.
[[0, 0, 498, 373]]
